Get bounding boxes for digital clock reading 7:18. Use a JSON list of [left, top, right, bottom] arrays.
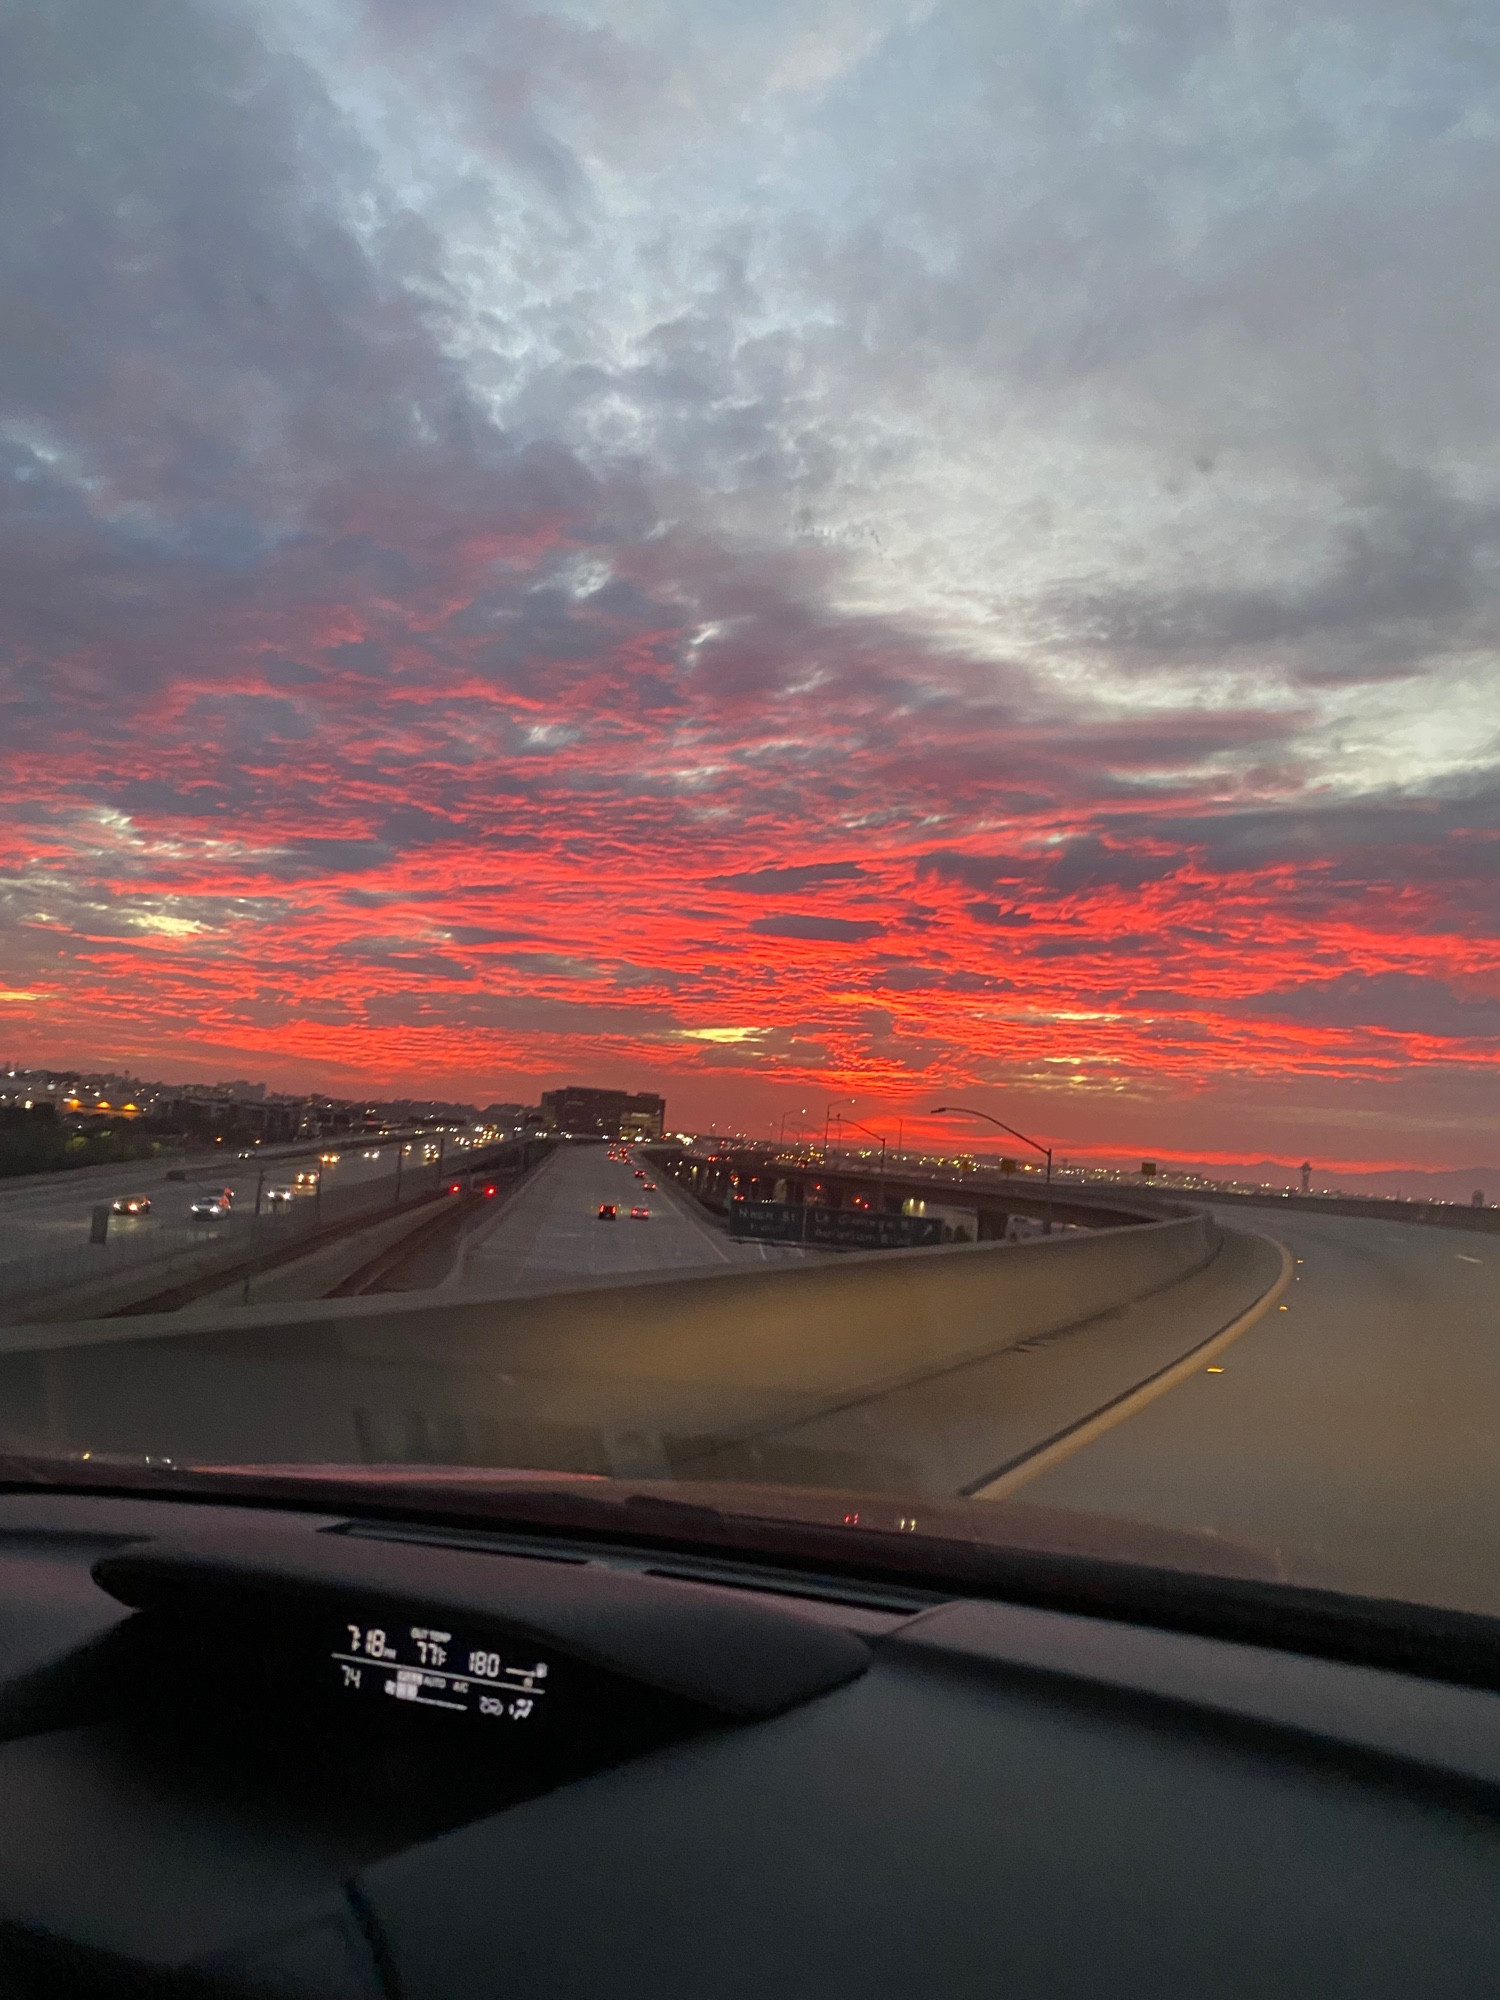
[[332, 1620, 551, 1722]]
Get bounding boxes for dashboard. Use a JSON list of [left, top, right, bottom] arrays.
[[0, 1487, 1496, 1996]]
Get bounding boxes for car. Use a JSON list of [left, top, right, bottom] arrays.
[[642, 1181, 657, 1190], [109, 1194, 151, 1216], [597, 1203, 618, 1219], [319, 1152, 340, 1165], [295, 1171, 318, 1188], [630, 1205, 650, 1220], [634, 1169, 647, 1179], [363, 1148, 381, 1159], [264, 1187, 294, 1205], [188, 1196, 231, 1219]]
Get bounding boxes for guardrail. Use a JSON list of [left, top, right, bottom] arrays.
[[650, 1143, 1173, 1241], [0, 1205, 1221, 1472]]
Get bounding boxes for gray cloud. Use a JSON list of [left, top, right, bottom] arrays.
[[4, 0, 1500, 1131], [708, 860, 870, 894], [748, 914, 886, 942]]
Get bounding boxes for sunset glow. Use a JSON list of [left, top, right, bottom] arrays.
[[4, 0, 1498, 1169]]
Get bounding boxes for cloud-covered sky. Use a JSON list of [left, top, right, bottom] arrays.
[[3, 0, 1498, 1165]]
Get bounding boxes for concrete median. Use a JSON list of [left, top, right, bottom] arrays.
[[0, 1209, 1225, 1484]]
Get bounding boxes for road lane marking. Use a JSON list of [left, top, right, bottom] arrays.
[[1457, 1254, 1482, 1265], [968, 1235, 1295, 1503]]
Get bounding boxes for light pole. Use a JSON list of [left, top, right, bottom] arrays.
[[836, 1115, 888, 1208], [779, 1108, 809, 1145], [929, 1104, 1053, 1233], [823, 1098, 854, 1149], [243, 1163, 269, 1306]]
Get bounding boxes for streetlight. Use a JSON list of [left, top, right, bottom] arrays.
[[836, 1115, 888, 1207], [824, 1098, 854, 1149], [929, 1104, 1053, 1232], [779, 1108, 809, 1145]]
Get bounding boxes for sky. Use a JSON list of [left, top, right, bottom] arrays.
[[2, 0, 1498, 1169]]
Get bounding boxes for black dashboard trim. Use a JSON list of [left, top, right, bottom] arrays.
[[92, 1524, 873, 1719]]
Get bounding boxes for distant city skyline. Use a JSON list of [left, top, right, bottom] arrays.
[[3, 1055, 1493, 1200]]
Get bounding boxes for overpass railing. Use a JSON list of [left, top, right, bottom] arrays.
[[0, 1204, 1223, 1475]]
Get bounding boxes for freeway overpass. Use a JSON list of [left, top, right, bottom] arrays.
[[0, 1143, 1492, 1618], [1010, 1199, 1500, 1615]]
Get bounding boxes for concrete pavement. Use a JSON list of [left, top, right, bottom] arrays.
[[1007, 1204, 1500, 1615], [444, 1143, 815, 1295]]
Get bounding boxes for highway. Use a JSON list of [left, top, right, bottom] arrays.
[[450, 1174, 1500, 1616], [5, 1148, 1496, 1621], [0, 1134, 468, 1309], [447, 1143, 814, 1294], [1006, 1203, 1500, 1616]]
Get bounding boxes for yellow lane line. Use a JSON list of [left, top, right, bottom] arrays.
[[969, 1234, 1295, 1503]]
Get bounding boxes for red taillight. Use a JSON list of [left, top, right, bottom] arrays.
[[484, 1184, 497, 1197], [447, 1182, 461, 1194]]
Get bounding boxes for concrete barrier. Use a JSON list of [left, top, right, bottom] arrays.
[[0, 1209, 1221, 1477]]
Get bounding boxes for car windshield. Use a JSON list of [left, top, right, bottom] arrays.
[[2, 0, 1497, 1624]]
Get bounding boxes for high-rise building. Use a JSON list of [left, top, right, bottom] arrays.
[[539, 1086, 665, 1141]]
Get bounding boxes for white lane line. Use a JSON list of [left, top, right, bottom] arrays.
[[1457, 1254, 1483, 1265], [971, 1236, 1295, 1503], [647, 1170, 733, 1263]]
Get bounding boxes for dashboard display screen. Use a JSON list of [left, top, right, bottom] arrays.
[[331, 1615, 552, 1725]]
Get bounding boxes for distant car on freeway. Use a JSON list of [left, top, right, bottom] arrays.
[[319, 1152, 341, 1165], [189, 1196, 232, 1219], [642, 1181, 657, 1190], [294, 1171, 318, 1188], [634, 1169, 647, 1179], [264, 1187, 293, 1205], [630, 1206, 650, 1220], [363, 1148, 381, 1159], [597, 1203, 618, 1220], [110, 1195, 151, 1216]]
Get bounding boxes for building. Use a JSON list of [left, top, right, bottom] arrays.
[[539, 1086, 665, 1142]]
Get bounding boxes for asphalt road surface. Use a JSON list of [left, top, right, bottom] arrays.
[[1008, 1203, 1500, 1616], [448, 1143, 812, 1295]]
